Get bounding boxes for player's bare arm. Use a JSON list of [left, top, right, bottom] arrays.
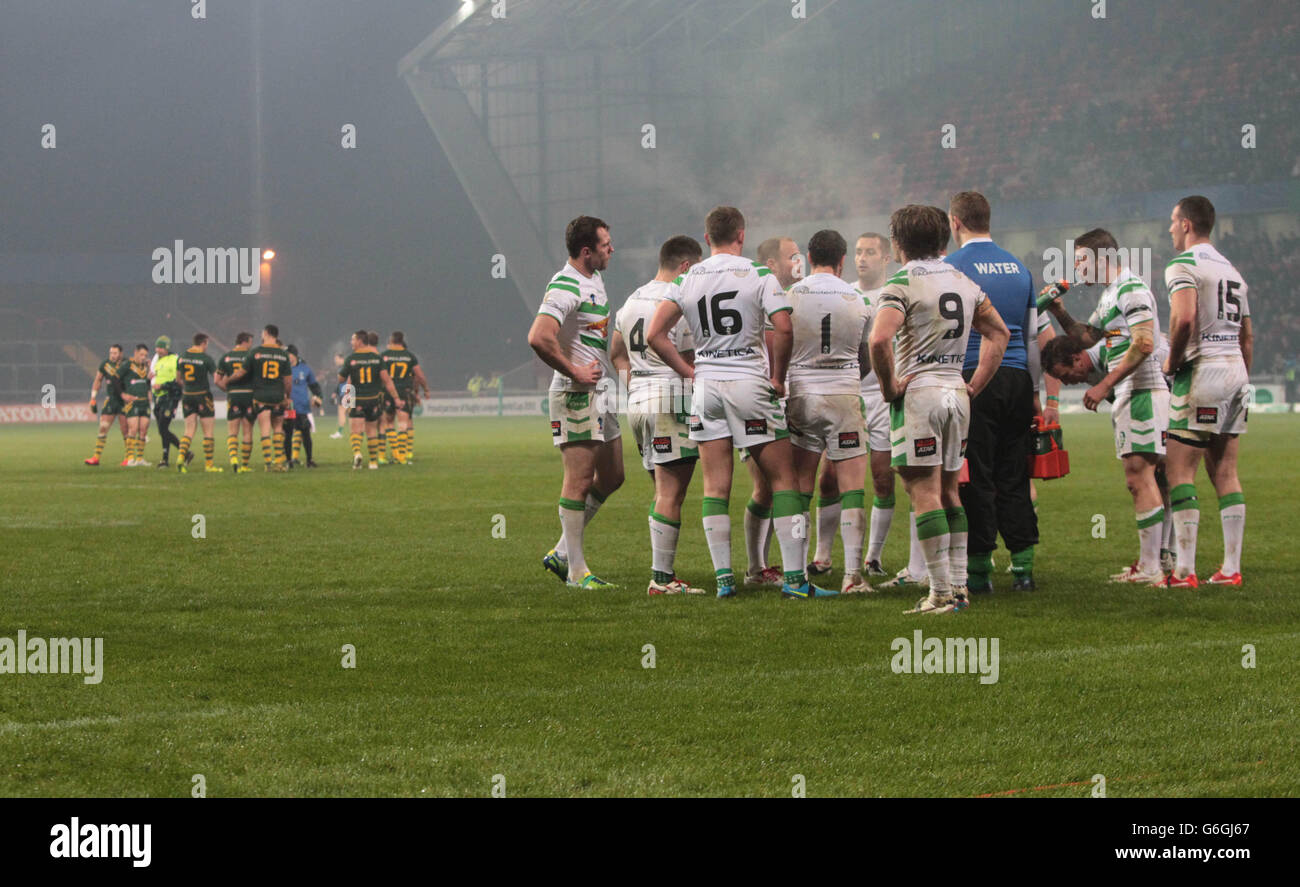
[[869, 304, 910, 403], [1163, 286, 1197, 375], [767, 309, 792, 396], [1084, 319, 1154, 411], [528, 314, 601, 386], [412, 365, 431, 399], [1239, 315, 1253, 373], [645, 299, 693, 380], [1038, 326, 1062, 423], [609, 330, 631, 378], [1041, 287, 1104, 347], [968, 298, 1010, 399]]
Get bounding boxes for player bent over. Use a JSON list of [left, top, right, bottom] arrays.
[[1160, 196, 1251, 587], [649, 206, 830, 599], [786, 230, 874, 594], [871, 206, 1009, 614], [528, 216, 624, 589], [1040, 229, 1169, 582], [611, 234, 706, 595]]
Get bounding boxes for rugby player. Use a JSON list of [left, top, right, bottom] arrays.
[[785, 229, 874, 594], [610, 234, 705, 595], [648, 206, 830, 599], [85, 344, 128, 466], [870, 205, 1009, 614], [119, 344, 154, 467], [1160, 196, 1251, 587], [175, 333, 222, 473], [527, 216, 624, 589], [380, 331, 430, 465], [215, 332, 256, 472], [1041, 228, 1169, 582], [340, 329, 404, 470]]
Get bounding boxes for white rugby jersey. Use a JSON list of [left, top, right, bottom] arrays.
[[1164, 243, 1250, 363], [857, 284, 883, 397], [536, 263, 612, 393], [876, 258, 987, 389], [614, 280, 694, 389], [786, 272, 870, 396], [1088, 267, 1165, 393], [669, 253, 789, 381]]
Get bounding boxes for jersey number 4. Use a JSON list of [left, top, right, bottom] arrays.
[[629, 318, 647, 355], [696, 291, 741, 339]]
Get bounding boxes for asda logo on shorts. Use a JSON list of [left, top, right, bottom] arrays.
[[151, 241, 264, 294]]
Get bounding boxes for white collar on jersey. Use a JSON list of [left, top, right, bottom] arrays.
[[960, 236, 995, 245]]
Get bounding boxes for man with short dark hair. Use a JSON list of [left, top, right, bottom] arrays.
[[339, 329, 404, 470], [1041, 227, 1169, 582], [225, 325, 292, 471], [149, 335, 182, 467], [85, 344, 128, 466], [610, 234, 704, 595], [528, 215, 624, 589], [215, 332, 255, 472], [176, 333, 221, 473], [380, 331, 430, 465], [285, 345, 322, 468], [120, 344, 154, 466], [872, 205, 1010, 614], [946, 191, 1039, 593]]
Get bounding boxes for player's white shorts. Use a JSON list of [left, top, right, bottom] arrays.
[[1169, 357, 1249, 443], [787, 393, 867, 461], [689, 377, 787, 449], [630, 410, 697, 471], [889, 384, 969, 471], [862, 389, 889, 452], [549, 389, 621, 447], [1111, 386, 1169, 459]]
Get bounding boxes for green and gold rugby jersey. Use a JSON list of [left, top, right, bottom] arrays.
[[177, 347, 218, 396], [380, 347, 419, 392], [218, 349, 253, 396], [245, 344, 291, 402], [120, 361, 151, 401], [341, 349, 385, 400]]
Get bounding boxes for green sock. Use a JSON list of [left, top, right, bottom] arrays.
[[1010, 545, 1035, 576]]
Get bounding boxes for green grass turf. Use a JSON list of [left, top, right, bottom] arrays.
[[0, 413, 1296, 797]]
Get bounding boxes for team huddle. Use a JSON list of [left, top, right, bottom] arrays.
[[528, 193, 1251, 611], [85, 326, 431, 472]]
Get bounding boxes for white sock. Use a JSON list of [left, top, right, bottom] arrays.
[[703, 512, 732, 578], [1173, 507, 1200, 579], [743, 504, 768, 571], [555, 491, 605, 559], [947, 512, 967, 588], [1220, 500, 1245, 575], [761, 516, 774, 567], [560, 503, 588, 580], [1136, 506, 1163, 574], [773, 513, 806, 578], [814, 499, 840, 563], [919, 533, 951, 599], [1161, 509, 1175, 554], [649, 513, 680, 578], [801, 509, 812, 566], [906, 510, 927, 578], [866, 499, 895, 564], [840, 507, 865, 574]]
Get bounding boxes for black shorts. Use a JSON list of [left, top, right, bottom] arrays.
[[182, 393, 215, 418], [101, 399, 124, 416], [124, 400, 150, 419], [384, 390, 413, 416], [227, 394, 254, 421], [253, 399, 285, 419], [350, 397, 384, 422]]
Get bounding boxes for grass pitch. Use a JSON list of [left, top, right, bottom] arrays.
[[1, 413, 1296, 797]]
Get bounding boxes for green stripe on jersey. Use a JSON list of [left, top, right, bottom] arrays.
[[577, 302, 608, 316], [1167, 258, 1196, 266], [887, 271, 908, 285], [553, 274, 578, 284], [1116, 280, 1146, 296], [547, 282, 581, 296], [578, 334, 607, 350]]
